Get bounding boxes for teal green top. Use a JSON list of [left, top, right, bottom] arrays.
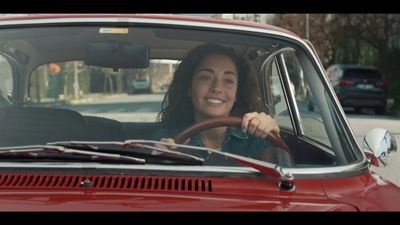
[[152, 127, 268, 159]]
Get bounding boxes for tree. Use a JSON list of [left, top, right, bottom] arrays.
[[273, 14, 348, 68], [273, 14, 400, 113]]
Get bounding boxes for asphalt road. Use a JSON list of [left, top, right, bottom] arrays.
[[62, 93, 164, 122]]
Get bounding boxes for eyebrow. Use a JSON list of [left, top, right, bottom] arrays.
[[197, 68, 237, 77]]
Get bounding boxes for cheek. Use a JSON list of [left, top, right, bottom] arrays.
[[227, 85, 238, 102], [190, 82, 209, 98]]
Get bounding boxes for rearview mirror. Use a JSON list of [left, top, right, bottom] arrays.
[[85, 42, 149, 69]]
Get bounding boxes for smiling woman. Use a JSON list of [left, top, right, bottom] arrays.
[[154, 43, 283, 162], [0, 14, 399, 211]]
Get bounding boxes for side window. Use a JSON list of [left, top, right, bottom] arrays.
[[280, 51, 331, 147], [0, 54, 13, 107], [267, 59, 293, 130]]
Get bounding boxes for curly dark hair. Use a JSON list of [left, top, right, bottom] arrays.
[[157, 43, 266, 128]]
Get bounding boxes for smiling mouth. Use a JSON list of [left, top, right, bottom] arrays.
[[205, 98, 225, 104]]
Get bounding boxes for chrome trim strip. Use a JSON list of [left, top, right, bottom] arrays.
[[278, 54, 305, 135], [283, 161, 368, 175], [259, 47, 301, 135], [0, 160, 369, 178], [0, 162, 259, 173]]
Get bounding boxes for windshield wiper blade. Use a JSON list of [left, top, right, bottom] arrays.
[[45, 140, 293, 190], [47, 140, 288, 178], [48, 141, 204, 165], [49, 140, 284, 178], [123, 140, 289, 180], [0, 145, 145, 164]]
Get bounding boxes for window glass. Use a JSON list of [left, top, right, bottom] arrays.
[[282, 51, 331, 147], [29, 60, 177, 122], [0, 55, 13, 107], [268, 59, 293, 130]]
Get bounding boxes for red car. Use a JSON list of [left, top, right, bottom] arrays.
[[0, 14, 398, 211]]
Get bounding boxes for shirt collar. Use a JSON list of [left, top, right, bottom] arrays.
[[227, 128, 248, 140], [188, 128, 248, 146]]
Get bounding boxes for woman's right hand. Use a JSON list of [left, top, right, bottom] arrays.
[[155, 138, 190, 150], [154, 138, 176, 150]]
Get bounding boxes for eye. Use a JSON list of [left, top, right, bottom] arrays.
[[199, 74, 212, 81], [224, 78, 235, 85]]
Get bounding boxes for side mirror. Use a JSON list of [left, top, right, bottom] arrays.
[[363, 128, 397, 167]]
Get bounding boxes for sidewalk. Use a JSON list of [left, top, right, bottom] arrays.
[[69, 93, 127, 104]]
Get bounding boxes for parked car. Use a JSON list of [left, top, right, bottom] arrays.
[[128, 78, 152, 94], [0, 14, 398, 211], [326, 64, 388, 115]]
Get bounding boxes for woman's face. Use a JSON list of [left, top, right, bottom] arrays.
[[189, 54, 238, 122]]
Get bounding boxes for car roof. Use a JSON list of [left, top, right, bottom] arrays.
[[0, 14, 300, 38], [0, 14, 307, 72]]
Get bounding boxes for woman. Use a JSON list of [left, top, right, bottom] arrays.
[[155, 43, 280, 160]]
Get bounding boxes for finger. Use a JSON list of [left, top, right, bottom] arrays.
[[242, 112, 258, 132], [253, 113, 275, 138], [160, 138, 175, 144], [247, 116, 261, 135], [259, 113, 280, 135], [182, 138, 191, 145], [160, 138, 177, 150], [269, 119, 280, 135], [255, 122, 270, 138]]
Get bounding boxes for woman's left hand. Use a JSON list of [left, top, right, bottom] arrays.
[[241, 112, 280, 138]]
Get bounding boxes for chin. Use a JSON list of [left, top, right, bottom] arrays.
[[204, 112, 230, 118]]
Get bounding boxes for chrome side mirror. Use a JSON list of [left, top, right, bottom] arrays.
[[363, 128, 397, 167]]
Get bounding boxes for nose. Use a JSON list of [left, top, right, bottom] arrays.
[[211, 78, 223, 93]]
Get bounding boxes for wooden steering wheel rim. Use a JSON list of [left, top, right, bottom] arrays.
[[173, 116, 290, 151]]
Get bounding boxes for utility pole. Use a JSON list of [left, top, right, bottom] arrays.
[[73, 61, 80, 99], [305, 14, 310, 40]]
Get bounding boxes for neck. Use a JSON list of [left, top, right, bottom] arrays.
[[200, 127, 227, 149], [194, 113, 228, 149]]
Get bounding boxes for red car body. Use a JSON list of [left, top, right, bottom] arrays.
[[0, 172, 399, 211], [0, 14, 399, 211]]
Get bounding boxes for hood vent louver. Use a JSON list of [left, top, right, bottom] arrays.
[[0, 174, 212, 192]]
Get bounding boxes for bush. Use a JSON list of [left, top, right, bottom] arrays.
[[391, 96, 400, 116]]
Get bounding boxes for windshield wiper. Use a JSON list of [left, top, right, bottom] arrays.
[[0, 145, 145, 164], [10, 140, 294, 190], [127, 140, 295, 191], [121, 140, 295, 189], [48, 140, 204, 165], [50, 140, 289, 178]]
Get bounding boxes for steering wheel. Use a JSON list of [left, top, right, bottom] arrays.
[[173, 116, 290, 152]]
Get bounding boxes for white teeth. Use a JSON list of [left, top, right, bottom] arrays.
[[206, 98, 223, 104]]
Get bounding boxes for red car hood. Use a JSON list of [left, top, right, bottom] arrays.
[[0, 191, 356, 211], [2, 172, 398, 211], [323, 171, 400, 211], [0, 174, 356, 211]]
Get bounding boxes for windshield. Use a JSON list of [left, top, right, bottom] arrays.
[[0, 25, 359, 171]]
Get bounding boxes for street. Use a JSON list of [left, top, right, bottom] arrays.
[[62, 93, 165, 122]]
